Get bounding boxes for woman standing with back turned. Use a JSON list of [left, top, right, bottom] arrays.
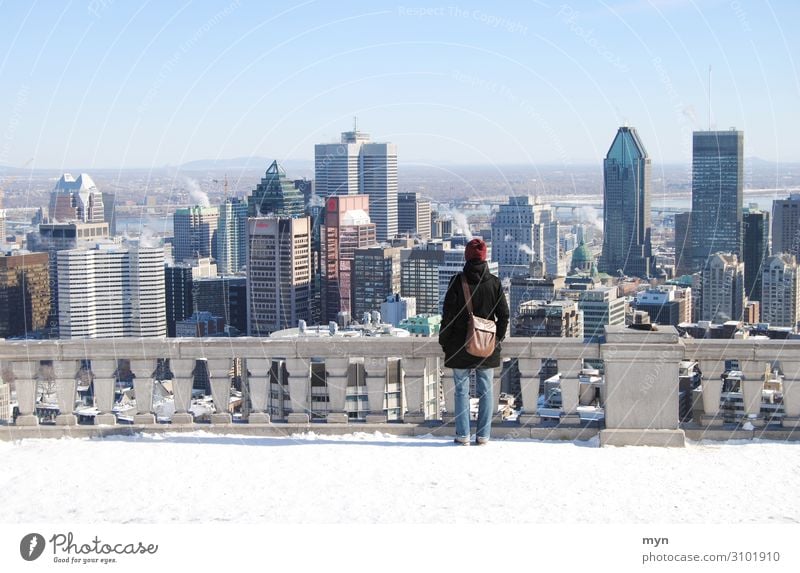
[[438, 238, 509, 446]]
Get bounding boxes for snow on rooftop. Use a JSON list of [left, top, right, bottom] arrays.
[[1, 431, 799, 524]]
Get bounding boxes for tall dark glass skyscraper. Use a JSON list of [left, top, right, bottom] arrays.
[[742, 207, 770, 302], [690, 130, 744, 271], [599, 126, 652, 278]]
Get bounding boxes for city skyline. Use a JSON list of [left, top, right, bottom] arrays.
[[0, 1, 798, 171]]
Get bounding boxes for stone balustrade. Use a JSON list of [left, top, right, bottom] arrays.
[[1, 326, 800, 446]]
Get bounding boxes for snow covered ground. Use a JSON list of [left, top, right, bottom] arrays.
[[2, 431, 799, 524]]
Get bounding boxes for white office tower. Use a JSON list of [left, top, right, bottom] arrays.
[[247, 217, 312, 336], [761, 254, 800, 327], [216, 197, 248, 274], [57, 243, 166, 338], [491, 196, 557, 278], [315, 127, 397, 242], [173, 206, 219, 263], [48, 173, 105, 224], [700, 252, 745, 324]]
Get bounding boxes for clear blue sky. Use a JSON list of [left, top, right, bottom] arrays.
[[1, 0, 798, 169]]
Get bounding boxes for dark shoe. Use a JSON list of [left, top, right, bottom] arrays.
[[475, 437, 489, 446], [454, 437, 470, 446]]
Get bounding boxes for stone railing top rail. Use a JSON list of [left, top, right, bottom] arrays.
[[1, 330, 799, 363]]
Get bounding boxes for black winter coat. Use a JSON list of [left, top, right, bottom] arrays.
[[438, 260, 509, 369]]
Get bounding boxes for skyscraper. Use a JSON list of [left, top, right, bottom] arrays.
[[48, 173, 105, 224], [246, 217, 311, 336], [164, 263, 194, 337], [771, 193, 800, 258], [491, 196, 556, 278], [320, 195, 377, 323], [0, 252, 51, 338], [761, 254, 799, 327], [248, 160, 305, 218], [397, 192, 432, 239], [599, 126, 653, 278], [58, 244, 166, 338], [352, 245, 401, 320], [674, 211, 692, 276], [401, 242, 446, 315], [742, 207, 770, 302], [315, 127, 397, 241], [700, 252, 745, 324], [691, 130, 744, 270], [101, 192, 117, 236], [216, 197, 248, 275], [173, 206, 219, 263]]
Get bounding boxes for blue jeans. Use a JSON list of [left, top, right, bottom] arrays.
[[453, 367, 493, 441]]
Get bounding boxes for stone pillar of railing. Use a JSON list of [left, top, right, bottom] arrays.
[[325, 357, 350, 424], [170, 359, 195, 425], [600, 326, 685, 447], [12, 361, 39, 426], [558, 357, 584, 425], [780, 360, 800, 429], [699, 357, 727, 427], [208, 358, 232, 424], [364, 357, 388, 423], [441, 369, 455, 423], [401, 357, 426, 424], [91, 359, 118, 426], [740, 361, 768, 428], [285, 357, 311, 424], [517, 358, 540, 426], [53, 360, 78, 426], [491, 366, 503, 423], [246, 358, 272, 424], [130, 359, 156, 425]]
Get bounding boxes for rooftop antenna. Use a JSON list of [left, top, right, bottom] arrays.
[[353, 115, 358, 132], [708, 64, 712, 131]]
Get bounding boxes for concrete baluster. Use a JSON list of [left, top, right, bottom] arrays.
[[53, 360, 78, 426], [517, 358, 540, 426], [740, 361, 768, 427], [208, 358, 233, 424], [91, 359, 118, 426], [170, 359, 195, 425], [441, 369, 455, 422], [246, 358, 272, 424], [13, 361, 40, 426], [559, 357, 584, 425], [130, 359, 156, 425], [364, 357, 388, 423], [780, 361, 800, 429], [284, 357, 311, 424], [400, 357, 426, 423], [699, 357, 727, 427], [324, 357, 350, 424]]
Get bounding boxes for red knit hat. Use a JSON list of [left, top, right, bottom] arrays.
[[464, 238, 487, 261]]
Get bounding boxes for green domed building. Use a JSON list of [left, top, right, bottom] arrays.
[[570, 240, 594, 274]]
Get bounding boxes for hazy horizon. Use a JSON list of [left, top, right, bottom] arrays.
[[1, 1, 798, 170]]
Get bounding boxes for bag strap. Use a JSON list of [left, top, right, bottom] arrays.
[[460, 273, 475, 316]]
